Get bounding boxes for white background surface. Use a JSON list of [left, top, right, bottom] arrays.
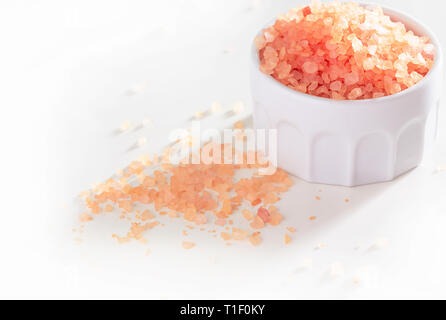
[[0, 0, 445, 299]]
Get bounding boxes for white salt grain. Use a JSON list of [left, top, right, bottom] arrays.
[[329, 262, 344, 278], [211, 101, 222, 114], [233, 101, 245, 114], [120, 120, 132, 132], [137, 137, 147, 147]]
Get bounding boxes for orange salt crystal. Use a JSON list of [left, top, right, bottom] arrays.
[[309, 216, 317, 221], [221, 232, 232, 241], [141, 209, 155, 221], [249, 232, 262, 246], [118, 200, 132, 213], [194, 214, 207, 225], [250, 216, 265, 229], [315, 196, 320, 201], [285, 234, 292, 245], [257, 207, 271, 223], [287, 227, 296, 233], [79, 213, 93, 222], [232, 228, 250, 241], [251, 198, 261, 206], [168, 211, 179, 218], [242, 209, 254, 221], [182, 241, 195, 249], [104, 204, 113, 212], [233, 121, 244, 129], [269, 211, 283, 226], [256, 1, 434, 100], [215, 219, 226, 226]]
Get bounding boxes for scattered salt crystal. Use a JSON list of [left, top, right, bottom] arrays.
[[136, 137, 147, 147], [79, 213, 93, 222], [195, 111, 204, 119], [284, 234, 292, 244], [182, 241, 195, 249], [142, 117, 152, 127], [372, 237, 389, 249], [368, 45, 377, 55], [315, 242, 326, 250], [242, 209, 254, 221], [249, 232, 262, 246], [233, 101, 245, 114], [211, 101, 222, 114], [120, 120, 132, 132], [297, 258, 313, 271], [435, 165, 446, 173], [353, 267, 371, 286], [329, 262, 344, 278], [424, 43, 435, 55]]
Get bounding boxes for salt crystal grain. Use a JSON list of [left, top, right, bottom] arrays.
[[424, 43, 435, 55], [348, 87, 363, 100], [284, 234, 292, 244], [137, 137, 147, 147], [257, 207, 271, 223], [368, 45, 377, 55], [302, 61, 318, 74], [298, 258, 313, 270], [372, 237, 389, 249], [120, 120, 132, 132], [315, 242, 326, 250], [329, 262, 344, 278], [344, 72, 359, 86], [79, 213, 93, 223], [195, 111, 204, 119], [182, 241, 195, 249], [249, 232, 262, 246], [142, 118, 152, 127], [211, 102, 222, 114], [233, 101, 245, 114], [353, 267, 371, 286], [329, 81, 342, 92], [435, 165, 446, 173]]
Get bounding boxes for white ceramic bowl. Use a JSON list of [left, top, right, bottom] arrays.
[[251, 4, 444, 187]]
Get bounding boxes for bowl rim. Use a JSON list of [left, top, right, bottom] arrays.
[[251, 1, 444, 105]]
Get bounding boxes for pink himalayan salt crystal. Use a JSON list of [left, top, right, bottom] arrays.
[[348, 87, 363, 100], [257, 207, 271, 223], [329, 81, 342, 92], [302, 61, 318, 74], [256, 1, 434, 100]]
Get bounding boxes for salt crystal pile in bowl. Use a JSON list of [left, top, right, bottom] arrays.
[[251, 1, 443, 187]]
